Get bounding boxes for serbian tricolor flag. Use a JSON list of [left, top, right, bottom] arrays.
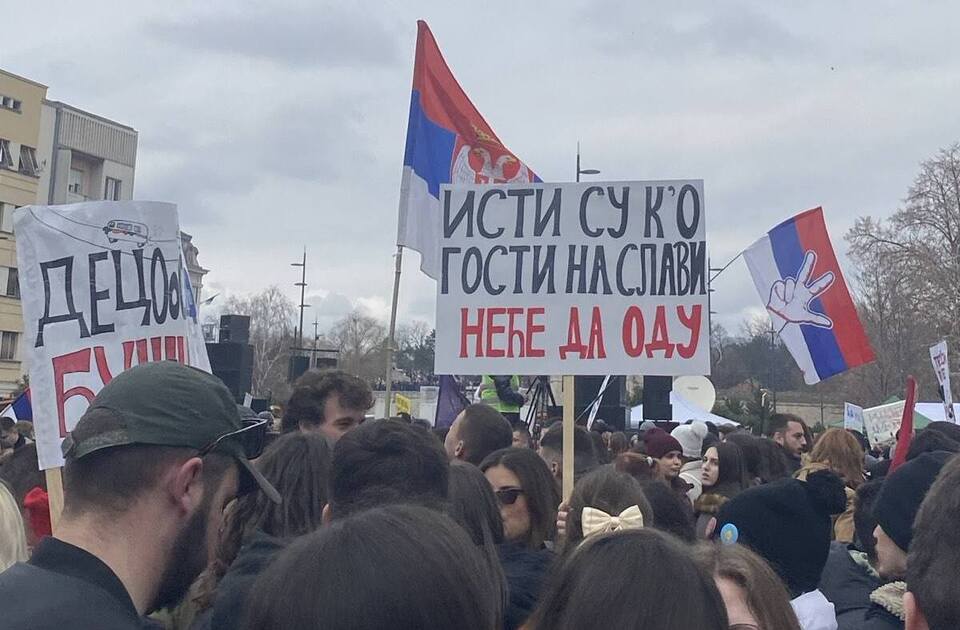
[[744, 208, 874, 384], [1, 389, 32, 421], [397, 20, 538, 279]]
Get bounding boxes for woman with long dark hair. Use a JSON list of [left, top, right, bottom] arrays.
[[695, 442, 751, 538]]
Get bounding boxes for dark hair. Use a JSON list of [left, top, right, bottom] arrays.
[[0, 417, 15, 431], [755, 437, 792, 483], [511, 424, 532, 448], [539, 424, 598, 479], [724, 432, 761, 480], [480, 447, 560, 549], [282, 369, 373, 433], [639, 479, 696, 543], [446, 461, 509, 617], [588, 431, 609, 465], [907, 428, 960, 461], [194, 432, 331, 610], [694, 543, 801, 630], [62, 443, 232, 517], [614, 451, 657, 482], [564, 467, 653, 552], [702, 442, 751, 497], [448, 461, 504, 546], [907, 454, 960, 630], [925, 421, 960, 444], [329, 419, 448, 518], [457, 404, 513, 465], [243, 505, 501, 630], [608, 432, 629, 457], [766, 413, 804, 438], [529, 529, 727, 629], [853, 479, 883, 562], [0, 442, 45, 506]]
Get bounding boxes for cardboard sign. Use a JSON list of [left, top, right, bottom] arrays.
[[929, 341, 956, 423], [435, 181, 709, 375], [15, 201, 210, 469], [862, 401, 906, 450], [844, 402, 864, 432]]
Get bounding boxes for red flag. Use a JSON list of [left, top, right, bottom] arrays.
[[889, 376, 917, 472]]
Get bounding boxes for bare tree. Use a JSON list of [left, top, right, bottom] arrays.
[[328, 309, 387, 381], [223, 286, 297, 397]]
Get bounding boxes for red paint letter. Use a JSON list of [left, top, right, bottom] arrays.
[[622, 306, 645, 357], [460, 308, 485, 358], [526, 308, 546, 358], [53, 349, 96, 438], [645, 305, 675, 358], [587, 306, 607, 359], [559, 307, 586, 359], [485, 308, 506, 358], [675, 305, 703, 358], [506, 307, 525, 358]]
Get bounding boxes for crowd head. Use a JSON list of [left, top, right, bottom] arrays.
[[767, 413, 808, 460], [282, 369, 373, 441], [444, 404, 512, 465], [480, 447, 559, 549]]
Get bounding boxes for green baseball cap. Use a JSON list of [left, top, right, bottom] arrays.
[[62, 361, 280, 503]]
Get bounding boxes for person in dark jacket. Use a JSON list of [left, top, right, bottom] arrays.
[[861, 452, 952, 630], [0, 362, 279, 630], [819, 480, 884, 630]]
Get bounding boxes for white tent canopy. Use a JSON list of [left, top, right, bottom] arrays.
[[631, 391, 739, 427], [914, 402, 960, 423]]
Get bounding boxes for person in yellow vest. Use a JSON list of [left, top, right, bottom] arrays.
[[479, 375, 525, 425]]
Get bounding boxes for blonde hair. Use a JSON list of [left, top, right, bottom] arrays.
[[810, 428, 864, 488], [0, 481, 28, 570]]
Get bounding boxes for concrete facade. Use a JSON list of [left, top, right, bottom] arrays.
[[0, 70, 47, 394]]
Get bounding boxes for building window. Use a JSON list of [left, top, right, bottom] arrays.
[[68, 168, 84, 195], [104, 177, 121, 201], [4, 268, 18, 299], [0, 204, 13, 233], [0, 96, 20, 112], [0, 332, 18, 361], [0, 139, 12, 169], [18, 145, 40, 177]]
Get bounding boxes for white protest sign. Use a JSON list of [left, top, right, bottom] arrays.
[[15, 201, 211, 469], [862, 400, 906, 450], [929, 341, 956, 424], [843, 402, 864, 432], [435, 181, 709, 375]]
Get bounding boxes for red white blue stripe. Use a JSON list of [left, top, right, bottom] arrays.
[[744, 207, 875, 384], [1, 389, 31, 421], [397, 21, 537, 279]]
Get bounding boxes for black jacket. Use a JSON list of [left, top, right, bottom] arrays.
[[0, 537, 146, 629], [195, 531, 287, 630], [861, 581, 906, 630], [498, 542, 554, 630], [818, 542, 882, 630]]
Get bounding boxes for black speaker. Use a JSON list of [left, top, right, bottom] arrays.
[[574, 376, 626, 407], [206, 342, 254, 402], [590, 405, 629, 431], [250, 398, 270, 414], [642, 375, 672, 421], [288, 355, 310, 382], [219, 315, 251, 344]]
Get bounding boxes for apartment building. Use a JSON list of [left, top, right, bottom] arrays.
[[0, 70, 46, 394]]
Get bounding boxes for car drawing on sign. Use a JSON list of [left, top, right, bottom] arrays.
[[102, 219, 149, 247]]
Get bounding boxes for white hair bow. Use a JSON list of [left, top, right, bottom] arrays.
[[581, 505, 645, 538]]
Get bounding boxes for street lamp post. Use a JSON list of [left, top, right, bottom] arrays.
[[291, 249, 309, 355], [576, 141, 601, 182]]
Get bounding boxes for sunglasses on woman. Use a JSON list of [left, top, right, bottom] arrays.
[[495, 487, 524, 505]]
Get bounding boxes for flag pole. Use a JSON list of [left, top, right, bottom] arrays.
[[383, 245, 404, 417]]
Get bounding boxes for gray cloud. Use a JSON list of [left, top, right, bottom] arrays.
[[146, 5, 402, 68]]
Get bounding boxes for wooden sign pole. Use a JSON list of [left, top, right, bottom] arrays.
[[562, 375, 575, 501], [44, 467, 64, 534]]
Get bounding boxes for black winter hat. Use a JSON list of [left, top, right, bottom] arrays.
[[872, 451, 953, 553], [715, 469, 846, 597]]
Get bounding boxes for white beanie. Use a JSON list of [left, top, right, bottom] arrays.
[[671, 422, 709, 459]]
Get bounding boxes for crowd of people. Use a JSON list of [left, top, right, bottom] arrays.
[[0, 363, 958, 629]]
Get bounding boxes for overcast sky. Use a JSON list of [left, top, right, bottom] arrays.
[[5, 1, 960, 334]]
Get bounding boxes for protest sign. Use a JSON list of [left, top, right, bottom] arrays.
[[862, 401, 906, 449], [929, 341, 956, 423], [843, 402, 864, 432], [15, 201, 211, 470], [396, 394, 412, 415], [434, 181, 709, 376]]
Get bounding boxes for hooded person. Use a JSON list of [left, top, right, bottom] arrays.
[[671, 422, 709, 502], [715, 469, 847, 630], [863, 451, 952, 630], [643, 428, 692, 501]]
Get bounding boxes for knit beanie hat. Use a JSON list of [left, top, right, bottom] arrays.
[[872, 451, 952, 553], [716, 469, 846, 597], [644, 428, 684, 459], [671, 422, 709, 459]]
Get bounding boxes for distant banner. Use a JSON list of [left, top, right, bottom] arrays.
[[395, 394, 412, 415], [16, 201, 210, 469], [862, 401, 906, 449], [843, 402, 864, 432], [929, 341, 956, 424], [435, 181, 709, 376]]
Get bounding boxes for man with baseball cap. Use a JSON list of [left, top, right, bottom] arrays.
[[0, 361, 279, 629]]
